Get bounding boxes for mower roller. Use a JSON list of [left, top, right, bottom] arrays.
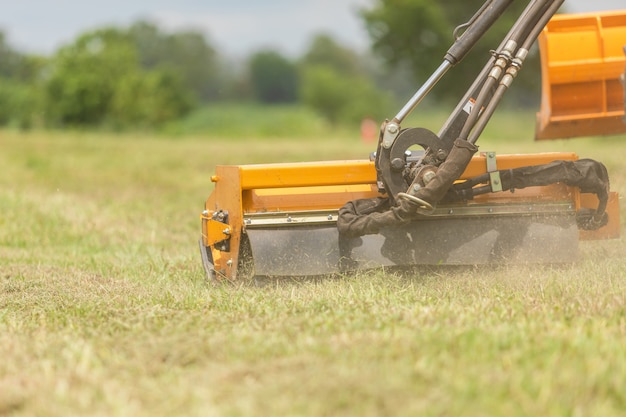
[[200, 0, 623, 282]]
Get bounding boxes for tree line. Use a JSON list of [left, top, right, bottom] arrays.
[[0, 1, 546, 131]]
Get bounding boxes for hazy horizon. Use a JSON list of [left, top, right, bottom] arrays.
[[1, 0, 624, 57]]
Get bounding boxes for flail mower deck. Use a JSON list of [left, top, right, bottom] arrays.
[[200, 2, 624, 282]]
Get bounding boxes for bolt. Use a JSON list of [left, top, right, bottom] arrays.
[[211, 175, 219, 182], [493, 179, 500, 185], [387, 124, 398, 134], [327, 214, 333, 221], [413, 184, 421, 193], [287, 216, 292, 223], [391, 158, 405, 170], [226, 259, 233, 267], [423, 170, 436, 184], [245, 218, 252, 225], [222, 228, 231, 235], [202, 210, 209, 216]]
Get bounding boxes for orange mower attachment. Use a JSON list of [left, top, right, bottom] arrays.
[[536, 9, 626, 140], [200, 152, 619, 281], [199, 1, 621, 282]]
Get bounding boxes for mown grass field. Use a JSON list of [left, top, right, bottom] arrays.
[[1, 109, 625, 416]]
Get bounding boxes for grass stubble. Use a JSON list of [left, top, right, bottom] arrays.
[[1, 117, 625, 416]]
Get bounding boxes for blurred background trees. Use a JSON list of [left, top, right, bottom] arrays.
[[361, 0, 542, 105], [45, 25, 201, 128], [248, 50, 299, 104], [0, 33, 46, 128], [0, 0, 551, 132], [298, 34, 393, 125]]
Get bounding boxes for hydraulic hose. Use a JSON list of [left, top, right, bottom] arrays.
[[393, 0, 515, 124], [445, 0, 515, 65], [439, 0, 555, 142], [448, 158, 611, 230], [459, 0, 553, 143], [466, 0, 564, 144]]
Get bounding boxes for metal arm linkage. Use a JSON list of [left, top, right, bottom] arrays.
[[374, 0, 564, 205], [338, 0, 613, 240]]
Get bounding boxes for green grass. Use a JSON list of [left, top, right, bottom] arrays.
[[163, 103, 335, 139], [1, 110, 625, 416]]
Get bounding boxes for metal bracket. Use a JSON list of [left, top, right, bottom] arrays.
[[382, 121, 400, 149], [485, 151, 502, 192], [204, 210, 231, 251]]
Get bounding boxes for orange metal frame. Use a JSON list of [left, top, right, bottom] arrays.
[[536, 10, 626, 140], [202, 152, 620, 279]]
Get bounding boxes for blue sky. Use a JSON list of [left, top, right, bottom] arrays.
[[0, 0, 624, 57]]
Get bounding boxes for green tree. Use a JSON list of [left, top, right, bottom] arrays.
[[0, 32, 24, 78], [110, 68, 194, 128], [45, 28, 138, 126], [0, 78, 43, 128], [248, 50, 299, 104], [45, 27, 195, 128], [300, 34, 363, 76], [361, 0, 542, 105], [128, 21, 219, 101], [298, 34, 393, 124], [300, 64, 392, 125], [0, 31, 46, 128]]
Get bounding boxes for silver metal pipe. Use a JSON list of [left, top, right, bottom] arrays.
[[394, 60, 453, 123], [467, 0, 564, 144]]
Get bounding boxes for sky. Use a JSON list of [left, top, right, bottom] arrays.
[[0, 0, 624, 58]]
